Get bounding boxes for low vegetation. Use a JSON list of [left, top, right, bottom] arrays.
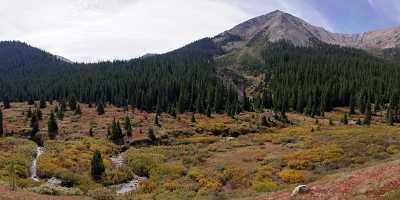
[[1, 102, 400, 199]]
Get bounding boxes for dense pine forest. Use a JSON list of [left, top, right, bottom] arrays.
[[0, 39, 241, 115], [255, 41, 400, 122], [2, 40, 400, 122]]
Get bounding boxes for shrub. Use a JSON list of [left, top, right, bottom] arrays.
[[139, 180, 157, 193], [197, 175, 222, 192], [220, 167, 250, 189], [150, 162, 186, 180], [124, 150, 164, 177], [367, 144, 388, 159], [386, 145, 400, 154], [278, 169, 305, 184], [187, 168, 202, 181], [88, 188, 116, 200], [31, 184, 83, 196], [251, 180, 279, 192], [285, 144, 345, 170], [254, 166, 274, 180]]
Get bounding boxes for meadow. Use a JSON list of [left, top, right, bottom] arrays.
[[1, 102, 400, 199]]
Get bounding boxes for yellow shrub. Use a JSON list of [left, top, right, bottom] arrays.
[[254, 166, 274, 180], [197, 175, 222, 192], [150, 162, 186, 180], [139, 180, 157, 193], [124, 150, 164, 177], [221, 167, 250, 189], [162, 180, 180, 191], [278, 169, 305, 184], [251, 180, 279, 192], [386, 145, 399, 154]]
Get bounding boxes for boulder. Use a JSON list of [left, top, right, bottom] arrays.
[[291, 185, 309, 196]]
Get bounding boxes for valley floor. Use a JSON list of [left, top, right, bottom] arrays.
[[1, 103, 400, 199]]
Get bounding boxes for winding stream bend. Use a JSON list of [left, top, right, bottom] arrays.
[[110, 153, 146, 194], [30, 146, 44, 182]]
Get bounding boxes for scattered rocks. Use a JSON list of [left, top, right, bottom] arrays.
[[111, 176, 147, 194], [47, 177, 62, 187], [110, 154, 124, 168]]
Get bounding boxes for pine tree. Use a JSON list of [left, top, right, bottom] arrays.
[[154, 114, 160, 126], [28, 98, 35, 105], [75, 104, 82, 115], [3, 96, 11, 109], [60, 100, 67, 111], [39, 99, 46, 108], [91, 150, 105, 181], [242, 90, 252, 111], [0, 109, 3, 137], [89, 128, 94, 137], [124, 116, 132, 137], [206, 105, 211, 118], [147, 128, 157, 142], [109, 119, 124, 145], [261, 115, 269, 126], [35, 108, 42, 120], [387, 109, 395, 126], [56, 106, 64, 120], [96, 102, 105, 115], [341, 113, 349, 125], [349, 95, 355, 115], [30, 114, 39, 139], [48, 111, 58, 139], [69, 96, 77, 111], [356, 118, 362, 125], [170, 105, 177, 118], [191, 112, 196, 123], [363, 103, 372, 125], [27, 108, 33, 119]]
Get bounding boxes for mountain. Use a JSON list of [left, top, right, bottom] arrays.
[[1, 10, 400, 118], [209, 10, 400, 95], [0, 41, 71, 70], [213, 10, 400, 53]]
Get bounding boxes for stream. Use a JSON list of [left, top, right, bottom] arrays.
[[30, 146, 44, 182], [110, 153, 146, 194], [30, 146, 145, 193]]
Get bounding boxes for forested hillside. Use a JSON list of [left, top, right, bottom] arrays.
[[251, 41, 400, 122], [0, 39, 242, 115]]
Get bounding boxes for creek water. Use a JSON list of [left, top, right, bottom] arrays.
[[30, 146, 44, 182], [110, 153, 146, 194]]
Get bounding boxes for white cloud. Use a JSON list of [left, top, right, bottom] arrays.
[[368, 0, 400, 23], [0, 0, 333, 62]]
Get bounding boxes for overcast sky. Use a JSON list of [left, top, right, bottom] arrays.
[[0, 0, 399, 62]]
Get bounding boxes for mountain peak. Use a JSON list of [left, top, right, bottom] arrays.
[[213, 10, 400, 53], [213, 10, 320, 52]]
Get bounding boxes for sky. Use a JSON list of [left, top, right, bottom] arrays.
[[0, 0, 399, 62]]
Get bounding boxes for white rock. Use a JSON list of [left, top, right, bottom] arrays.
[[291, 185, 309, 196]]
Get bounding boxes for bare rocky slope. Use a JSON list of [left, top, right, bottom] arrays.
[[213, 10, 400, 53]]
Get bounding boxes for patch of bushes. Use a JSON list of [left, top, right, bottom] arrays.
[[88, 187, 116, 200], [31, 184, 83, 196], [124, 150, 164, 177], [278, 169, 305, 184], [251, 180, 279, 192]]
